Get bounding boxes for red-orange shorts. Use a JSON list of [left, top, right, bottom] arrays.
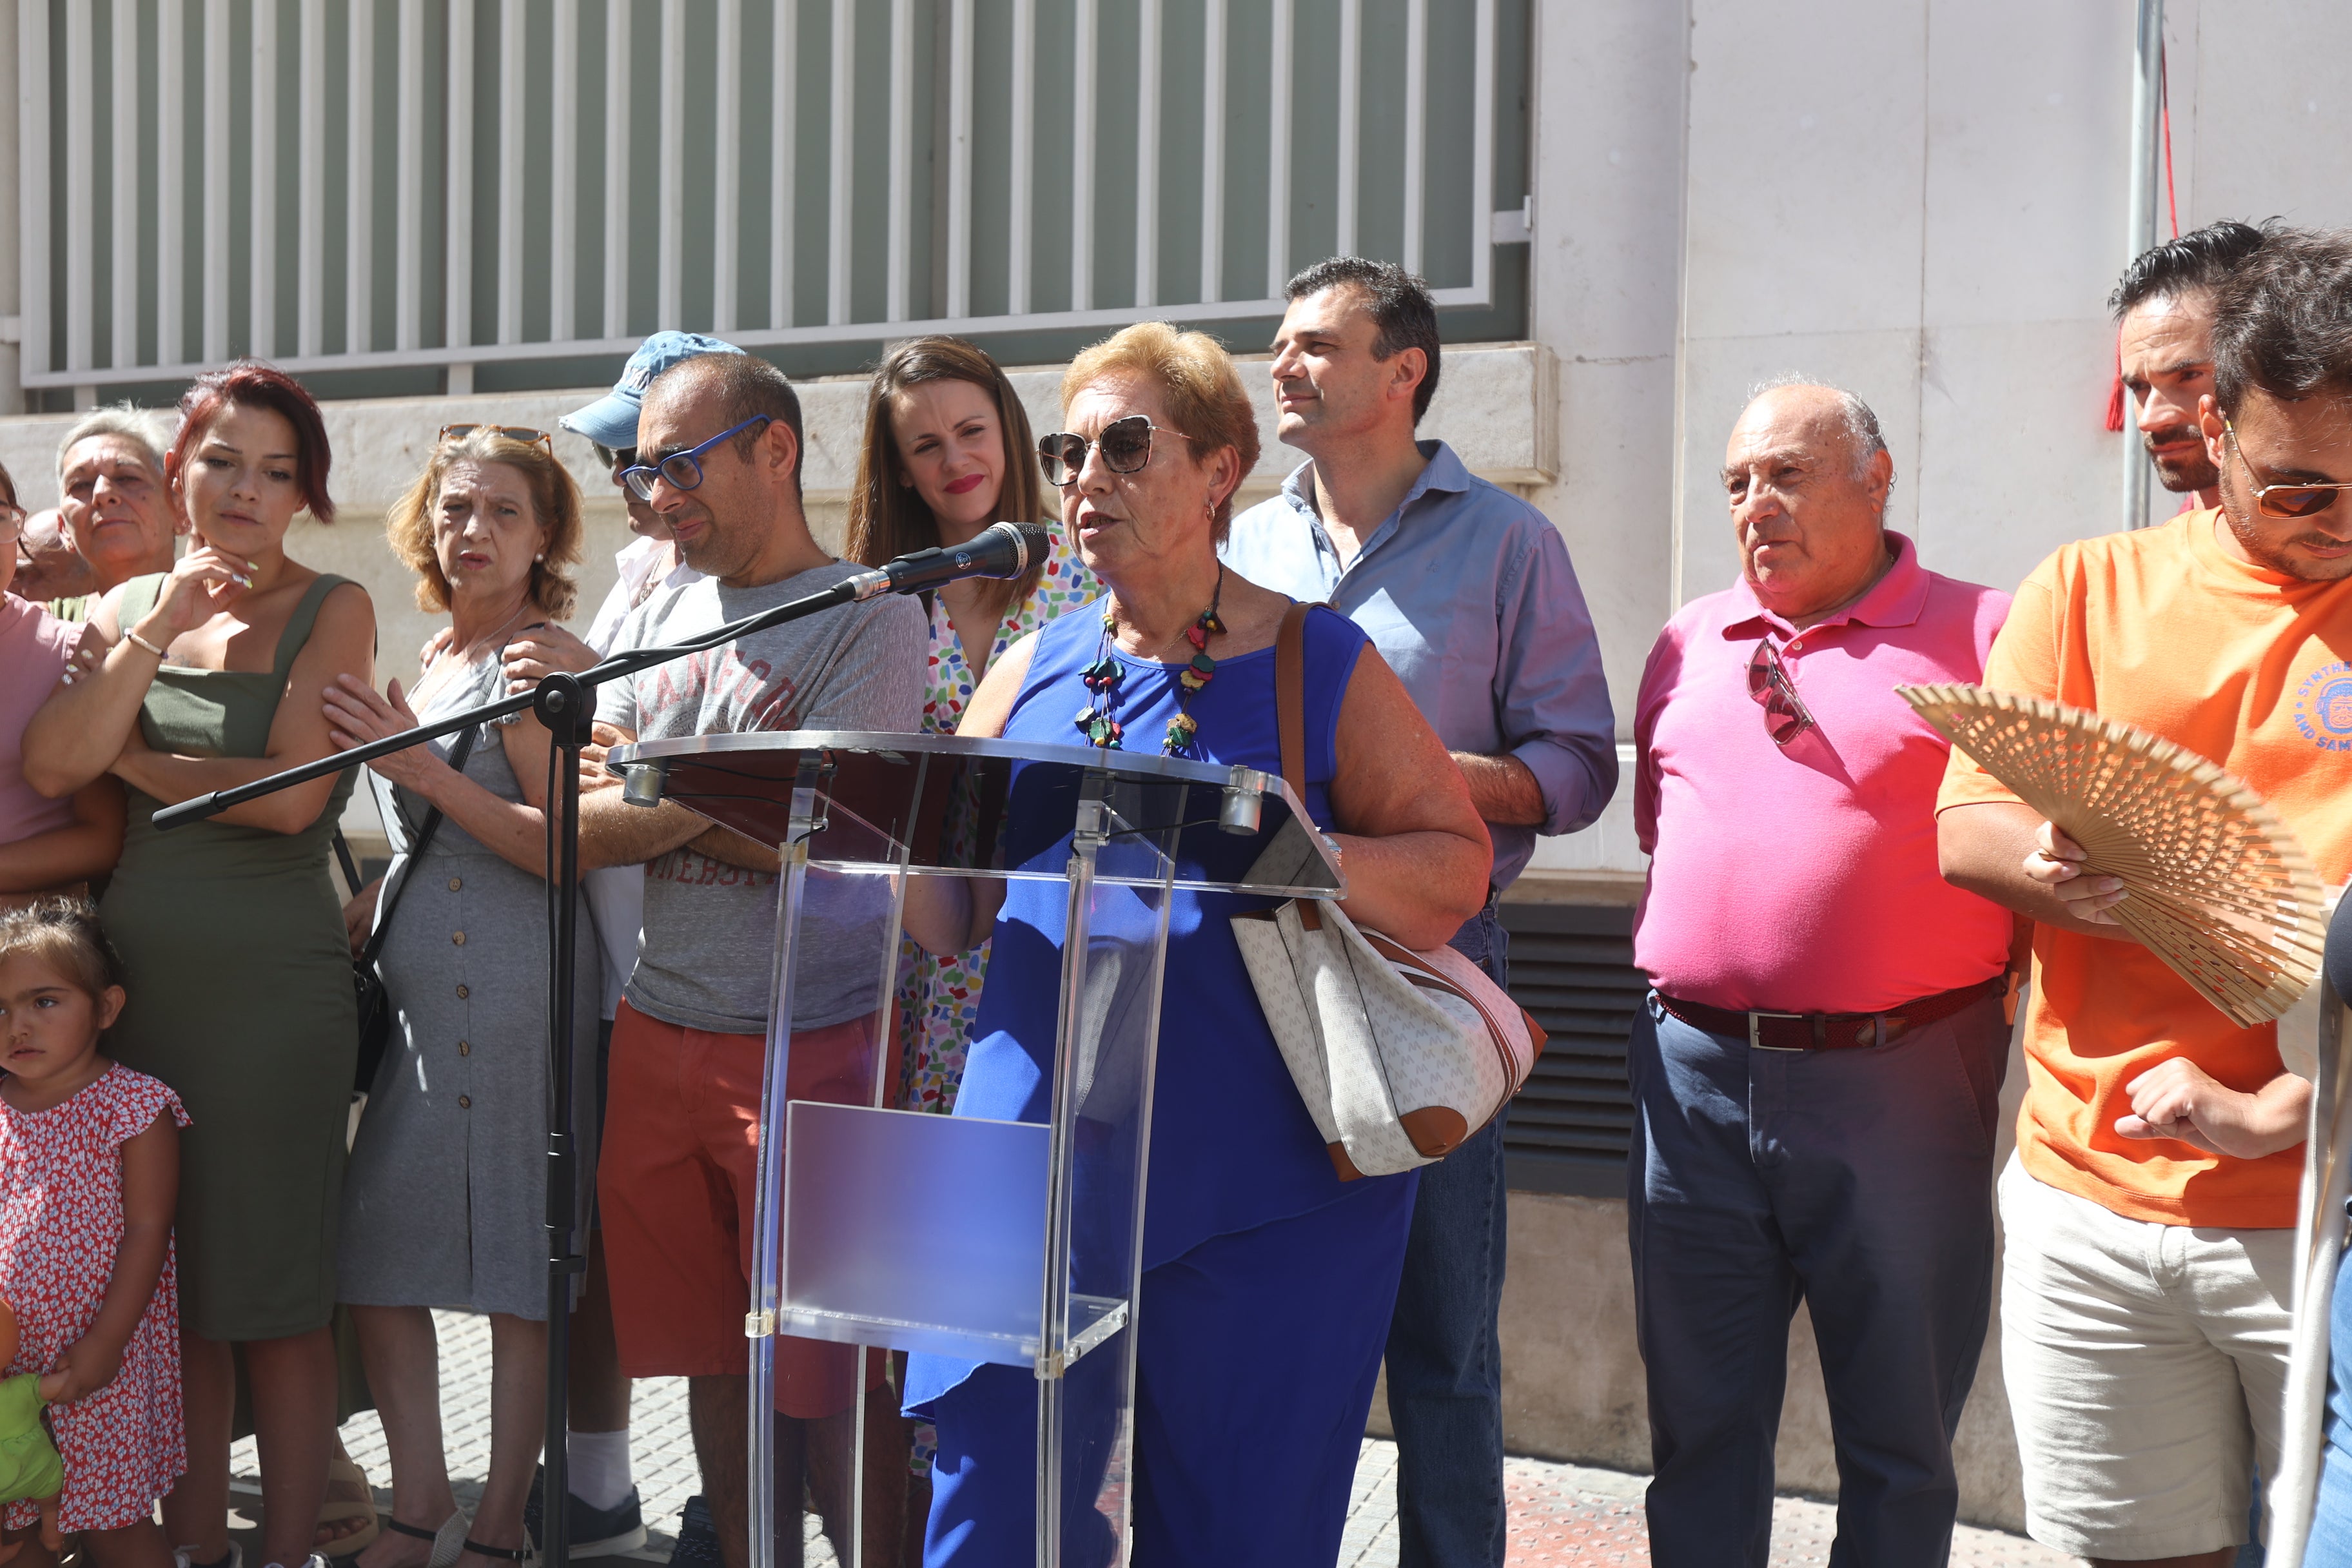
[[598, 999, 887, 1417]]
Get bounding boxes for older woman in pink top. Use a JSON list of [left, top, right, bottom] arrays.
[[0, 463, 124, 908]]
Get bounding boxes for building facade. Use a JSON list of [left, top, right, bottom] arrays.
[[2, 0, 2345, 1530]]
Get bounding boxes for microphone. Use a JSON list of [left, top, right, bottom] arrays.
[[845, 521, 1050, 601]]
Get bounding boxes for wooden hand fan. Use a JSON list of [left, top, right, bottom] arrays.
[[1899, 682, 2325, 1028]]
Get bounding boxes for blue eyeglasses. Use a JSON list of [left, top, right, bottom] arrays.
[[621, 415, 773, 502]]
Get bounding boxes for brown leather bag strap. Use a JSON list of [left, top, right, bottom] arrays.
[[1274, 600, 1313, 798]]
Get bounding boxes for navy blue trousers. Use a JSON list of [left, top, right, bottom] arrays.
[[923, 1175, 1416, 1567], [1626, 990, 2005, 1568], [1386, 905, 1513, 1568]]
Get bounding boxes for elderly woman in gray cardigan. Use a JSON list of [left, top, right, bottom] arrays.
[[324, 429, 600, 1568]]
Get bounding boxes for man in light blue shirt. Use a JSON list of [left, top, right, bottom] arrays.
[[1222, 258, 1616, 1568]]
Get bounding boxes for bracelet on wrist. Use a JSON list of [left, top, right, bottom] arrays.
[[124, 629, 168, 659], [1320, 832, 1346, 875]]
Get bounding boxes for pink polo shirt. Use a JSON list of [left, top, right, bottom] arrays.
[[1, 593, 79, 847], [1632, 533, 2013, 1014]]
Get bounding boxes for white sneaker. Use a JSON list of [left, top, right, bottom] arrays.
[[173, 1546, 245, 1568]]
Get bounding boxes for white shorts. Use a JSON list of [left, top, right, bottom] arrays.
[[1997, 1155, 2294, 1559]]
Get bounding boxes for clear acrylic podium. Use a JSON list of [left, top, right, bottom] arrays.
[[604, 731, 1343, 1568]]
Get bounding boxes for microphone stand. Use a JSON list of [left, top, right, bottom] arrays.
[[152, 571, 884, 1567]]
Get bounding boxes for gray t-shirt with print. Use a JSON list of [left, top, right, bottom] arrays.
[[598, 560, 925, 1034]]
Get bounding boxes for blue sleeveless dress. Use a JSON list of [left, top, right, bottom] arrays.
[[905, 603, 1420, 1567], [2307, 889, 2352, 1558]]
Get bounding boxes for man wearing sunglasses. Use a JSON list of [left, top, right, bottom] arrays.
[[574, 351, 926, 1567], [1937, 228, 2352, 1568], [558, 330, 741, 649], [2113, 220, 2268, 514], [1629, 378, 2016, 1566], [1219, 257, 1616, 1568]]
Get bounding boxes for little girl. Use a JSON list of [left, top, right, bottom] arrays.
[[0, 898, 186, 1568]]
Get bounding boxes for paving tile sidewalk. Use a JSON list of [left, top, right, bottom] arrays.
[[237, 1311, 2077, 1567]]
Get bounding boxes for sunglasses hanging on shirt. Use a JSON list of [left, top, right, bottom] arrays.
[[1747, 636, 1817, 747]]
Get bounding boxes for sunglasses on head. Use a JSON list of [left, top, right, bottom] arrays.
[[439, 424, 555, 455], [1037, 415, 1192, 487], [2224, 419, 2352, 520], [1747, 636, 1816, 747]]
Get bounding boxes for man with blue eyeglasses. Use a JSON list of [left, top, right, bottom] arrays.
[[498, 329, 737, 1564], [576, 349, 928, 1568], [1221, 257, 1617, 1568]]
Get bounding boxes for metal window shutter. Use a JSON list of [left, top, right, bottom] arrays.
[[1499, 903, 1644, 1198]]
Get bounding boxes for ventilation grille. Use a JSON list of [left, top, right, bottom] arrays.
[[1500, 902, 1643, 1198]]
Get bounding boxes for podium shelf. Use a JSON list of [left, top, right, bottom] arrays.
[[774, 1295, 1128, 1371], [609, 728, 1344, 899]]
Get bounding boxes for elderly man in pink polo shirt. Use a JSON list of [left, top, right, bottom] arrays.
[[1627, 380, 2016, 1566]]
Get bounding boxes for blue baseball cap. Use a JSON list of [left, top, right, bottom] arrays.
[[560, 331, 745, 451]]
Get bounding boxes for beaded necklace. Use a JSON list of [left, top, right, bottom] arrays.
[[1075, 565, 1226, 756]]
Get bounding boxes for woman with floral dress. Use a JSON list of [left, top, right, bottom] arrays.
[[845, 337, 1094, 1542], [846, 337, 1097, 1119]]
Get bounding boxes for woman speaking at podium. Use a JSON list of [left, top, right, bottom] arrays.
[[900, 322, 1492, 1565], [845, 336, 1100, 1533]]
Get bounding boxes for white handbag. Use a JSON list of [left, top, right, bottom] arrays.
[[1230, 604, 1547, 1181]]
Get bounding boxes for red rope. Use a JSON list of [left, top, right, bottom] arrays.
[[2161, 40, 2179, 239]]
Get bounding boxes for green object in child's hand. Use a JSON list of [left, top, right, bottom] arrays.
[[0, 1375, 62, 1505]]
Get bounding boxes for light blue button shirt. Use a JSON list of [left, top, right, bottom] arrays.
[[1220, 440, 1618, 890]]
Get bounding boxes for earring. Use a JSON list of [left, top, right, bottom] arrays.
[[534, 553, 545, 562]]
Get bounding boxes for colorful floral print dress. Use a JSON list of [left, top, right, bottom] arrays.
[[0, 1064, 190, 1531], [895, 531, 1097, 1114]]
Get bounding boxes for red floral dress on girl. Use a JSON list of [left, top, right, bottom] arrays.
[[895, 531, 1098, 1114], [0, 1064, 189, 1530]]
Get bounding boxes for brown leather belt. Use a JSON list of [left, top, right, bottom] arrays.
[[1655, 977, 2006, 1052]]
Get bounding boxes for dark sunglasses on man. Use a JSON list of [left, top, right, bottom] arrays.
[[1037, 415, 1193, 487], [2223, 418, 2352, 519], [1748, 636, 1816, 747]]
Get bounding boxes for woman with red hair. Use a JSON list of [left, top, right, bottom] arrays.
[[23, 362, 376, 1568]]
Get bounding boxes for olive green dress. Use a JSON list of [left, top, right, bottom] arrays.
[[101, 573, 358, 1344]]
